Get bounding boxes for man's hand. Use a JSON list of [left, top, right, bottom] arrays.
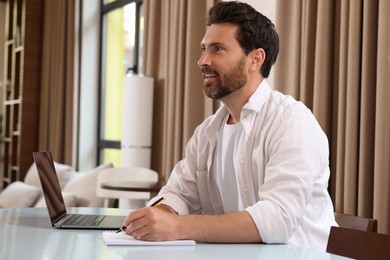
[[123, 206, 183, 241]]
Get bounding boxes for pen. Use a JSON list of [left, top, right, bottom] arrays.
[[116, 197, 166, 233]]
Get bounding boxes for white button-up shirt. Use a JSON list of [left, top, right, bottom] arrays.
[[155, 80, 337, 251]]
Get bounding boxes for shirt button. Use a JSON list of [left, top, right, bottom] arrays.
[[243, 187, 249, 193], [239, 159, 245, 165]]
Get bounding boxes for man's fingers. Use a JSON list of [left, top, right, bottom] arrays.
[[123, 209, 146, 226]]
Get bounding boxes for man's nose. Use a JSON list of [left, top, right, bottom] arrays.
[[197, 51, 211, 68]]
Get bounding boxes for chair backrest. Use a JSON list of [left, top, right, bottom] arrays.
[[96, 166, 159, 200], [326, 226, 390, 260], [334, 212, 378, 232]]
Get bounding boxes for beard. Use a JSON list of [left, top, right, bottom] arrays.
[[202, 56, 248, 100]]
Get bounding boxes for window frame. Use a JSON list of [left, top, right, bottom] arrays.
[[97, 0, 143, 164]]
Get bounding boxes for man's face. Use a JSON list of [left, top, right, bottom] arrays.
[[198, 23, 249, 100]]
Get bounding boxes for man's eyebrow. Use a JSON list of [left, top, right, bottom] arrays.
[[200, 42, 225, 48]]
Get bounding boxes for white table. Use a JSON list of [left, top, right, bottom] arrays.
[[0, 207, 350, 260]]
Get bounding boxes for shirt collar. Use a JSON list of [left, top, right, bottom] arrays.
[[242, 79, 272, 113]]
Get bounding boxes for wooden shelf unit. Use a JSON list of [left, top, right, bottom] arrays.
[[1, 0, 43, 190]]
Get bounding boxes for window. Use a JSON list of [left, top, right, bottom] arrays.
[[98, 0, 143, 166]]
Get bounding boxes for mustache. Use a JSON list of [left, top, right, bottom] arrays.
[[201, 67, 219, 75]]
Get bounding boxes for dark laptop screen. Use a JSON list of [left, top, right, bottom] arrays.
[[33, 151, 67, 224]]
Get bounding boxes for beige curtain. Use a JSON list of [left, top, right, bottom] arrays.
[[142, 0, 214, 184], [39, 0, 75, 164], [275, 0, 390, 234]]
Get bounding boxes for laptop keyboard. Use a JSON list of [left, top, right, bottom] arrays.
[[63, 214, 105, 226]]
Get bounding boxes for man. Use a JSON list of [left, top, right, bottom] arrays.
[[123, 1, 337, 251]]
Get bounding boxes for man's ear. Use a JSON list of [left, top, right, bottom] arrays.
[[249, 48, 265, 72]]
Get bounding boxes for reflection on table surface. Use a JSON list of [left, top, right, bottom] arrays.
[[0, 207, 350, 260]]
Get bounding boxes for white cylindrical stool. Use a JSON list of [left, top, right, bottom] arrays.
[[120, 74, 154, 209]]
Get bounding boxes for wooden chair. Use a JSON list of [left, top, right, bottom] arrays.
[[326, 226, 390, 259], [334, 212, 378, 232]]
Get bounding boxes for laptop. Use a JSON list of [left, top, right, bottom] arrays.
[[33, 151, 125, 229]]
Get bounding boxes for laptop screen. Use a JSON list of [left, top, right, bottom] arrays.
[[33, 151, 67, 224]]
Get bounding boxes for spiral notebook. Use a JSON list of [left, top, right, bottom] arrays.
[[102, 231, 196, 246]]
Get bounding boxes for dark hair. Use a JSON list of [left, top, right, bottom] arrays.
[[207, 1, 279, 78]]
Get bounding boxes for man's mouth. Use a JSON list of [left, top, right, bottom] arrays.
[[203, 73, 218, 85], [204, 73, 218, 79], [202, 69, 219, 85]]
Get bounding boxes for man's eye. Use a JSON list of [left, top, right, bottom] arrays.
[[214, 46, 223, 52]]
